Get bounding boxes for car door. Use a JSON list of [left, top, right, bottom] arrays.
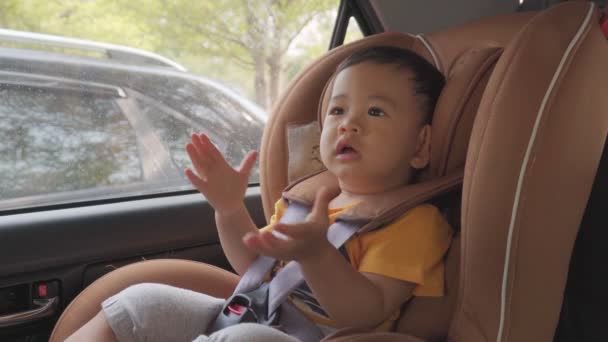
[[0, 1, 369, 340]]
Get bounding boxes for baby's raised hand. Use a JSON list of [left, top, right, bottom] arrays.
[[185, 133, 257, 215], [242, 187, 338, 262]]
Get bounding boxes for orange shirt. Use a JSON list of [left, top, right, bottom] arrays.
[[262, 199, 453, 331]]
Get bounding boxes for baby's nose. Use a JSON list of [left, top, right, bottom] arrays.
[[339, 121, 360, 133]]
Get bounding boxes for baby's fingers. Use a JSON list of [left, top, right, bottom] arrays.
[[272, 223, 312, 240], [185, 168, 208, 192], [190, 134, 208, 159], [243, 231, 292, 258], [198, 133, 225, 164], [186, 139, 210, 177], [238, 151, 258, 177]]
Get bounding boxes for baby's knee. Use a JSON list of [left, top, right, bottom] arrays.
[[102, 283, 223, 341], [120, 282, 168, 299], [108, 282, 183, 314], [118, 283, 158, 302]]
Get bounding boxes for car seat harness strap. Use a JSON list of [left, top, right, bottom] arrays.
[[208, 171, 462, 339], [208, 202, 331, 341]]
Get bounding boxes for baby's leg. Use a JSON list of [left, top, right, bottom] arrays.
[[193, 323, 299, 342], [66, 283, 225, 342], [65, 310, 116, 342]]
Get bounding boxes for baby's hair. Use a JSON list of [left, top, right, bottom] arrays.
[[336, 46, 445, 124]]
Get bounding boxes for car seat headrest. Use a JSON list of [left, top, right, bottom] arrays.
[[316, 46, 502, 182], [260, 32, 502, 220], [260, 32, 429, 219]]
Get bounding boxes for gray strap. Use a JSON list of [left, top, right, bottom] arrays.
[[267, 219, 360, 314], [277, 301, 326, 342], [232, 202, 311, 295], [327, 219, 360, 248], [232, 201, 361, 318], [232, 255, 276, 295]]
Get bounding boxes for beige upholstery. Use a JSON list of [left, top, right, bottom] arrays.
[[51, 3, 608, 342], [263, 25, 506, 342], [450, 3, 608, 341]]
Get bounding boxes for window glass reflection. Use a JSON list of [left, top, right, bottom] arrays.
[[0, 87, 140, 200]]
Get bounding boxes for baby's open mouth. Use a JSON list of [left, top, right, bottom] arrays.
[[338, 146, 356, 154], [336, 141, 360, 160]]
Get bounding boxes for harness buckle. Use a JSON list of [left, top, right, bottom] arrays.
[[207, 282, 279, 333]]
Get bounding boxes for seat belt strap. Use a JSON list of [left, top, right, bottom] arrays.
[[279, 300, 327, 342], [231, 200, 362, 315], [215, 170, 462, 338], [235, 169, 463, 317], [231, 255, 275, 295], [232, 201, 311, 295], [268, 219, 360, 314]]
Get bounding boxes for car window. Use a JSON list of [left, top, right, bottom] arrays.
[[0, 1, 363, 212], [344, 17, 365, 45], [0, 86, 143, 206]]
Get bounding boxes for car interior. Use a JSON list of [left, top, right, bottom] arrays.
[[1, 1, 607, 341]]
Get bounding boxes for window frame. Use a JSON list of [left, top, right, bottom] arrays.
[[330, 0, 383, 48]]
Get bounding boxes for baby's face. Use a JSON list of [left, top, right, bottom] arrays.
[[320, 62, 429, 193]]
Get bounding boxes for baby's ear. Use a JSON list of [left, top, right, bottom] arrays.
[[410, 125, 432, 169]]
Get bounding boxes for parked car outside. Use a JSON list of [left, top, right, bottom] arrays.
[[0, 29, 267, 212]]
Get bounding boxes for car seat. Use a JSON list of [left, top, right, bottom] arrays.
[[48, 25, 502, 339], [50, 2, 607, 341], [326, 2, 607, 342]]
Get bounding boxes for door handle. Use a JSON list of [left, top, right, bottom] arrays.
[[0, 296, 59, 328]]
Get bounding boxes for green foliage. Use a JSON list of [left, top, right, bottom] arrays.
[[0, 0, 344, 108]]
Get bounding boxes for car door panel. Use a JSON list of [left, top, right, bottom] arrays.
[[0, 187, 265, 340]]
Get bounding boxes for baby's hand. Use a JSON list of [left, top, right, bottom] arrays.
[[242, 187, 338, 262], [185, 133, 257, 215]]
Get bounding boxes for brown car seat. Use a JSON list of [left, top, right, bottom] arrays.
[[49, 30, 501, 340], [259, 11, 533, 342], [448, 2, 607, 342], [52, 3, 608, 341], [325, 2, 608, 342], [261, 30, 508, 342], [51, 26, 501, 341]]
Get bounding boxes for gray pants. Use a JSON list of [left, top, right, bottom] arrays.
[[102, 283, 299, 342]]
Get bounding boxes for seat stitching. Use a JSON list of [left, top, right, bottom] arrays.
[[456, 15, 533, 340], [497, 4, 594, 342], [416, 34, 443, 75]]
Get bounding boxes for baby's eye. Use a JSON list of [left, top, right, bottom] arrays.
[[329, 106, 344, 115], [368, 107, 386, 117]]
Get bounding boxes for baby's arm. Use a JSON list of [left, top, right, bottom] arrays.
[[214, 204, 260, 275], [243, 188, 415, 328], [185, 133, 259, 275], [300, 244, 415, 328]]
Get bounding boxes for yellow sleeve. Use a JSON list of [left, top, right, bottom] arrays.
[[259, 199, 288, 232], [346, 204, 453, 297]]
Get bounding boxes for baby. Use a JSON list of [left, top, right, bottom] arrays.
[[66, 46, 451, 342]]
